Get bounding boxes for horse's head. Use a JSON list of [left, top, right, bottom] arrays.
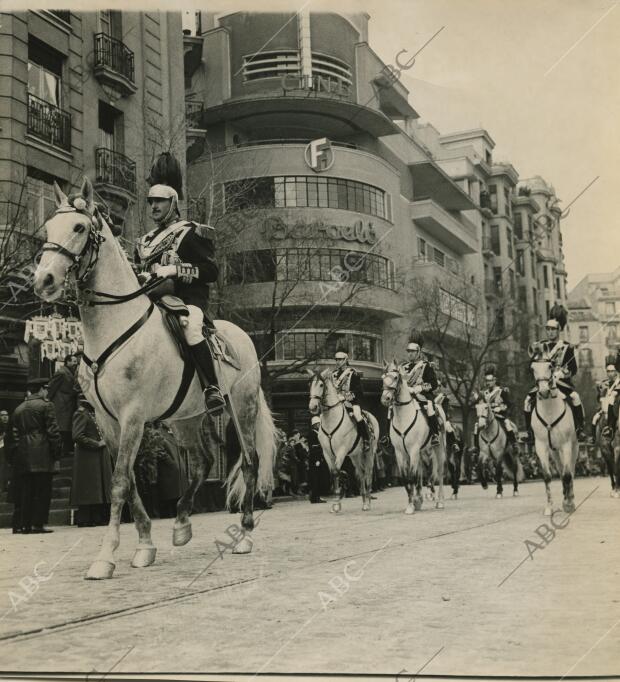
[[307, 368, 326, 415], [531, 360, 554, 398], [33, 177, 105, 301], [381, 359, 402, 407], [475, 397, 491, 429]]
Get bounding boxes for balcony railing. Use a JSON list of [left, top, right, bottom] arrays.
[[27, 93, 71, 151], [94, 33, 135, 85], [95, 148, 136, 196], [186, 101, 204, 129]]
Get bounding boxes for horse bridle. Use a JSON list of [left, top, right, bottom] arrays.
[[382, 369, 414, 407], [477, 403, 500, 446], [309, 378, 360, 460], [40, 202, 164, 306], [383, 369, 431, 451]]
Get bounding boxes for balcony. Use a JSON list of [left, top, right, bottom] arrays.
[[485, 278, 502, 298], [27, 93, 71, 152], [49, 10, 70, 22], [93, 148, 137, 231], [482, 235, 494, 257], [411, 199, 478, 254], [93, 33, 136, 96]]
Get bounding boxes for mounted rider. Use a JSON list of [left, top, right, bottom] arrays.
[[133, 153, 226, 416], [524, 314, 585, 440], [399, 332, 440, 446], [329, 347, 371, 449], [474, 365, 517, 449], [435, 373, 460, 455], [591, 360, 620, 442]]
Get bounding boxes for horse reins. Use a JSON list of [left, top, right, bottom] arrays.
[[534, 402, 567, 450], [386, 374, 432, 452], [43, 202, 195, 423], [312, 391, 362, 461]]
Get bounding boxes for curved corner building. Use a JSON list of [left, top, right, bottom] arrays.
[[184, 11, 484, 432]]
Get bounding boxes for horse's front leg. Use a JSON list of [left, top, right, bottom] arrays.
[[86, 416, 144, 580], [560, 443, 576, 513], [536, 441, 554, 516], [495, 454, 504, 498], [434, 443, 445, 509], [173, 444, 207, 546], [479, 447, 489, 490], [452, 445, 462, 499], [129, 470, 156, 568], [361, 448, 374, 512]]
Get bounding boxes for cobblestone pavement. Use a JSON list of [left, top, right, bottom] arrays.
[[0, 477, 618, 678]]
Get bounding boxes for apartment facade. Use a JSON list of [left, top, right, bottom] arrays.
[[0, 10, 185, 402], [183, 10, 484, 432], [568, 268, 620, 382]]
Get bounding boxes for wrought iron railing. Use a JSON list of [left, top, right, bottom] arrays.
[[27, 93, 71, 151], [94, 33, 135, 84], [95, 148, 137, 196], [185, 101, 204, 129]]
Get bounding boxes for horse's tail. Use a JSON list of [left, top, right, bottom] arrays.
[[225, 388, 277, 509], [502, 446, 525, 483]]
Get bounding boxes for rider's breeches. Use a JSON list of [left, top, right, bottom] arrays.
[[592, 410, 603, 427], [183, 305, 205, 346], [351, 404, 363, 422], [445, 420, 454, 434]]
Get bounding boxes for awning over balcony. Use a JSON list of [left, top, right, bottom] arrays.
[[409, 160, 476, 211], [411, 199, 478, 254], [198, 96, 401, 138]]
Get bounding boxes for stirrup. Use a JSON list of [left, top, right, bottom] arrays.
[[430, 433, 440, 446], [204, 386, 226, 416]]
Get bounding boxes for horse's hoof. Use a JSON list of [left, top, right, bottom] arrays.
[[331, 502, 341, 513], [513, 490, 519, 497], [496, 493, 503, 499], [612, 490, 620, 499], [481, 484, 488, 491], [85, 560, 115, 580], [435, 501, 445, 510], [172, 522, 192, 546], [404, 504, 415, 515], [543, 506, 552, 517], [362, 502, 370, 511], [450, 493, 458, 500], [413, 498, 423, 511], [232, 536, 253, 554], [563, 500, 576, 514], [131, 545, 157, 568]]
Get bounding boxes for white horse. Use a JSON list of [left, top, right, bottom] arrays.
[[308, 369, 379, 513], [33, 177, 277, 579], [381, 361, 446, 514], [475, 399, 524, 498], [530, 361, 578, 515]]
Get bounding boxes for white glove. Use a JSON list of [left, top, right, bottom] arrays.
[[153, 264, 178, 279], [413, 385, 423, 394]]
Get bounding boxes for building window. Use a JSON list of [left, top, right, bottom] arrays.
[[417, 237, 427, 260], [579, 325, 589, 342], [514, 212, 523, 240], [543, 265, 550, 289], [532, 287, 538, 314], [493, 266, 502, 294], [504, 186, 511, 216], [606, 301, 616, 316], [530, 251, 536, 278], [26, 169, 59, 229], [269, 329, 382, 363], [432, 247, 445, 267], [490, 224, 500, 255], [555, 276, 562, 300], [489, 184, 498, 214], [507, 226, 513, 259], [224, 176, 388, 220], [509, 268, 515, 296], [226, 248, 395, 289], [545, 300, 551, 318], [516, 250, 525, 277]]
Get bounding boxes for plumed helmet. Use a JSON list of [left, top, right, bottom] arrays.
[[484, 364, 497, 379], [334, 345, 349, 359], [147, 152, 184, 199], [548, 302, 567, 331], [407, 330, 424, 350]]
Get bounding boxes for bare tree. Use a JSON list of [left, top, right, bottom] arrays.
[[404, 272, 533, 441]]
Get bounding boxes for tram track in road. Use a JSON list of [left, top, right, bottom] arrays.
[[0, 505, 541, 644]]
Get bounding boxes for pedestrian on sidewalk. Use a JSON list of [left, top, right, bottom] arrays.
[[307, 417, 326, 503], [47, 354, 79, 458], [155, 422, 188, 518], [70, 394, 113, 527], [9, 378, 61, 534]]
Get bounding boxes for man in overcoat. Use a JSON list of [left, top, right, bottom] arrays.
[[71, 395, 113, 526], [9, 378, 61, 533], [47, 354, 79, 457]]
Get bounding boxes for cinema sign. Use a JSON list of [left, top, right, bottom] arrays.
[[281, 74, 352, 99], [262, 216, 378, 245]]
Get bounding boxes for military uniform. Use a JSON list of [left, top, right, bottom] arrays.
[[436, 388, 459, 453], [330, 360, 371, 446], [592, 373, 620, 440], [400, 356, 440, 441]]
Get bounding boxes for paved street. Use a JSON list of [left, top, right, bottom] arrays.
[[0, 476, 618, 678]]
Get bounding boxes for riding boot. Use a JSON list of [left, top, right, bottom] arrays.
[[570, 403, 585, 441], [427, 413, 440, 446], [357, 419, 371, 449], [446, 430, 457, 453], [188, 340, 226, 416], [524, 410, 534, 444], [505, 428, 517, 446]]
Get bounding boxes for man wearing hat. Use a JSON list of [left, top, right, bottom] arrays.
[[307, 416, 327, 503], [474, 366, 517, 448], [591, 363, 620, 442], [134, 152, 226, 416], [400, 333, 440, 446], [330, 347, 371, 448], [525, 315, 585, 440], [9, 378, 61, 533]]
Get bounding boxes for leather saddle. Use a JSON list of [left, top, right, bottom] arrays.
[[156, 295, 240, 370]]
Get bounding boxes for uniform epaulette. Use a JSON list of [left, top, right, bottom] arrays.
[[194, 223, 216, 239]]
